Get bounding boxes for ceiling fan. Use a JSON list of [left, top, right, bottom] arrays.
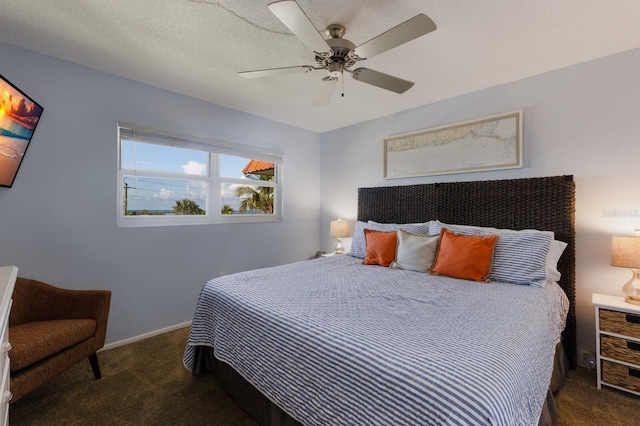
[[239, 0, 437, 105]]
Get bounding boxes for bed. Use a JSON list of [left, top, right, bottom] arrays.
[[184, 175, 576, 426]]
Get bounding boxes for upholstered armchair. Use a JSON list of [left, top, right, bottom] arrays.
[[8, 277, 111, 403]]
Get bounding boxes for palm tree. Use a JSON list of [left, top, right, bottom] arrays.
[[172, 199, 204, 215], [221, 204, 234, 215], [235, 175, 274, 214]]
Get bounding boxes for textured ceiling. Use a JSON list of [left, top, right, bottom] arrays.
[[1, 0, 640, 133]]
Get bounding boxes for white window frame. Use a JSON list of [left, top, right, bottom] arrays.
[[117, 122, 283, 227]]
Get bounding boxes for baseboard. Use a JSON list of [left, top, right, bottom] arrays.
[[101, 321, 192, 351]]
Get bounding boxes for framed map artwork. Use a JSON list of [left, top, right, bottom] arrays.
[[384, 111, 522, 179]]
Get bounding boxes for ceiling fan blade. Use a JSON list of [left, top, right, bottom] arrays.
[[239, 65, 314, 79], [355, 14, 436, 59], [312, 78, 338, 106], [351, 68, 414, 94], [268, 1, 329, 54]]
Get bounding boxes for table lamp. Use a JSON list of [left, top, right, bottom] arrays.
[[329, 219, 349, 254], [611, 233, 640, 305]]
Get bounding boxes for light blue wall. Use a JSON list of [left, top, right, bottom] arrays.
[[319, 47, 640, 354], [4, 38, 640, 354], [0, 42, 322, 344]]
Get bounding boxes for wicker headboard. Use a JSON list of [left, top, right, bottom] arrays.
[[357, 175, 577, 368]]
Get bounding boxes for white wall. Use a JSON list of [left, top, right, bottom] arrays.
[[0, 42, 322, 344], [319, 47, 640, 355]]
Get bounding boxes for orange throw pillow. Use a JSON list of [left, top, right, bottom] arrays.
[[430, 228, 498, 282], [363, 229, 398, 267]]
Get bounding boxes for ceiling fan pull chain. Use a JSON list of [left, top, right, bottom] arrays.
[[341, 73, 345, 97]]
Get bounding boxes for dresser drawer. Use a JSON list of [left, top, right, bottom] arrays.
[[0, 357, 10, 422], [602, 359, 640, 392], [601, 335, 640, 365], [600, 309, 640, 339]]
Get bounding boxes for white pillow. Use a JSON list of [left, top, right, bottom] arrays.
[[546, 240, 567, 282], [390, 229, 440, 272]]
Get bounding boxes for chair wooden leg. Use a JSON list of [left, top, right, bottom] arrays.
[[88, 353, 102, 379]]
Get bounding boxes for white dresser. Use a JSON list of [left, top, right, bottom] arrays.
[[0, 266, 17, 426]]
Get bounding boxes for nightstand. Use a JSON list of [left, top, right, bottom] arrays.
[[593, 293, 640, 396]]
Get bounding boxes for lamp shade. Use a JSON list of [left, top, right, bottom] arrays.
[[329, 219, 349, 238], [611, 236, 640, 268]]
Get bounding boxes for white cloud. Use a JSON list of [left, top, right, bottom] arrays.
[[182, 161, 206, 175], [184, 185, 206, 202], [220, 183, 242, 198], [153, 187, 175, 199]]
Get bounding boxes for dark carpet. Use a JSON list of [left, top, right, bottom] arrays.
[[9, 327, 639, 425]]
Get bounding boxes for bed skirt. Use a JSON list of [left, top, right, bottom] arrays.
[[192, 345, 302, 426], [191, 342, 568, 426]]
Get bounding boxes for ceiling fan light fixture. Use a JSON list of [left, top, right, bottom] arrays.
[[328, 62, 342, 78]]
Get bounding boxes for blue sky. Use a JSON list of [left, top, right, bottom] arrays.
[[121, 141, 251, 178], [121, 141, 255, 211]]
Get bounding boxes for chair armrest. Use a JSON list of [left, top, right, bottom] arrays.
[[10, 277, 112, 348]]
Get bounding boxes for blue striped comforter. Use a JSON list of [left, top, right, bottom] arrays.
[[184, 254, 568, 425]]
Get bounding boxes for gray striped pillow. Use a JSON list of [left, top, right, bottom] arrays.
[[429, 222, 552, 287], [349, 221, 432, 259]]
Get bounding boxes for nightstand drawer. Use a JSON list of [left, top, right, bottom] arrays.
[[601, 335, 640, 365], [602, 360, 640, 392], [600, 309, 640, 339]]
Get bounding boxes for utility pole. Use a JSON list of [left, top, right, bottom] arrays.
[[123, 181, 137, 215], [123, 182, 128, 215]]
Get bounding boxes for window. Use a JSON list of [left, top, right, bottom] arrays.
[[117, 122, 282, 227]]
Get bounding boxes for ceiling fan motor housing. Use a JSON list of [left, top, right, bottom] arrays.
[[315, 35, 357, 76]]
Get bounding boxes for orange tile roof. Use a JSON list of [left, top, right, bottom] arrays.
[[242, 159, 274, 176]]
